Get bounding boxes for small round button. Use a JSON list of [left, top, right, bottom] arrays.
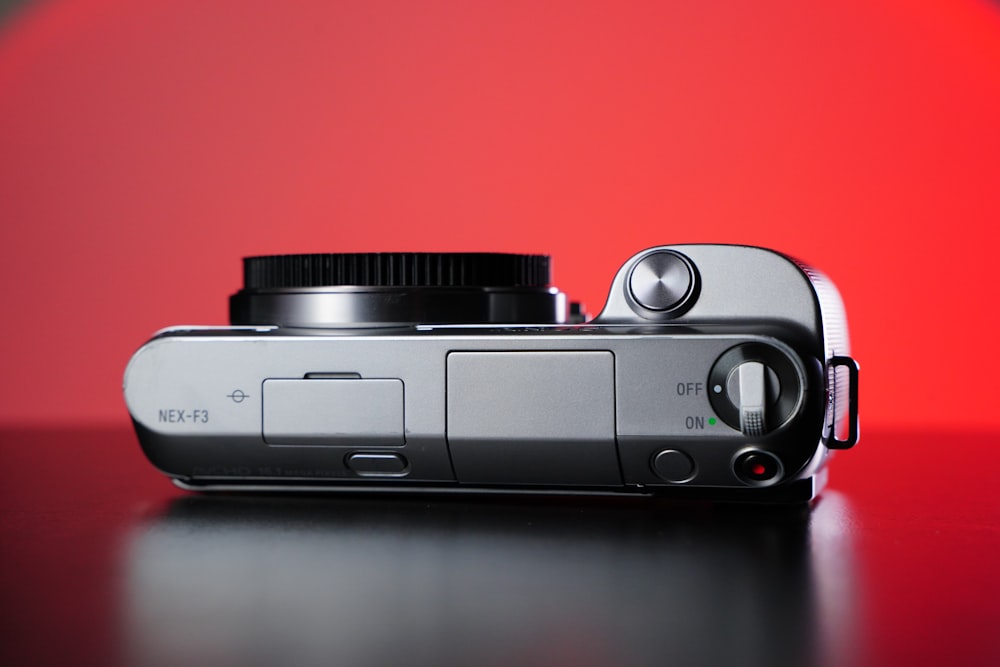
[[628, 251, 696, 313], [652, 449, 696, 483], [732, 450, 783, 487]]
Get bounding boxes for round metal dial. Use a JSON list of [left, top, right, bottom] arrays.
[[627, 250, 698, 315]]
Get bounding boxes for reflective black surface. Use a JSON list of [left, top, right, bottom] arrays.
[[124, 496, 834, 667], [1, 427, 998, 666]]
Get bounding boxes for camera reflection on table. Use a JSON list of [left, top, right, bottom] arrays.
[[122, 492, 859, 667]]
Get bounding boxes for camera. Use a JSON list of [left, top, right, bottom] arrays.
[[124, 245, 859, 502]]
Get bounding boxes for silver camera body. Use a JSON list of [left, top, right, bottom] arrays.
[[124, 244, 859, 502]]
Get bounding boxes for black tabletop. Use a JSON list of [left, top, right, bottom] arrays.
[[1, 426, 998, 667]]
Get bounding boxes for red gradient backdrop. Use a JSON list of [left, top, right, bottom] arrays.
[[1, 0, 998, 429]]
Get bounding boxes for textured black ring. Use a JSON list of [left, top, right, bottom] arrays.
[[242, 253, 552, 289]]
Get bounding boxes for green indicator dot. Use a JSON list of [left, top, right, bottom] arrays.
[[708, 417, 717, 425]]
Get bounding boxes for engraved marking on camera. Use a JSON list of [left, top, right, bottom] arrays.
[[226, 389, 249, 403], [158, 409, 209, 424], [676, 382, 703, 396], [685, 415, 706, 430]]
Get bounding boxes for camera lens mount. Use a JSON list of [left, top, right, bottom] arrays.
[[230, 253, 567, 328]]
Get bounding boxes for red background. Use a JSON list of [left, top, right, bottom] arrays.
[[1, 0, 998, 430]]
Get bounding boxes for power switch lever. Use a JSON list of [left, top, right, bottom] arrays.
[[708, 342, 803, 438], [737, 361, 767, 437]]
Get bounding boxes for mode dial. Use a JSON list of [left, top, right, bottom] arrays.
[[708, 344, 804, 437]]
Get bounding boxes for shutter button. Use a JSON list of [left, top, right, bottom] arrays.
[[627, 251, 697, 314]]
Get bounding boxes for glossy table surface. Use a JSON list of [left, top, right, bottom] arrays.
[[1, 426, 998, 667]]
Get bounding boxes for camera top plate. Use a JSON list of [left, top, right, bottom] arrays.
[[125, 244, 859, 502]]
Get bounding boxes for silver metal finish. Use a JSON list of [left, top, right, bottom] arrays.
[[124, 244, 859, 502], [446, 351, 619, 485], [737, 361, 767, 437], [825, 355, 860, 449], [125, 331, 812, 489], [627, 251, 695, 312], [262, 378, 404, 446], [599, 246, 816, 329]]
